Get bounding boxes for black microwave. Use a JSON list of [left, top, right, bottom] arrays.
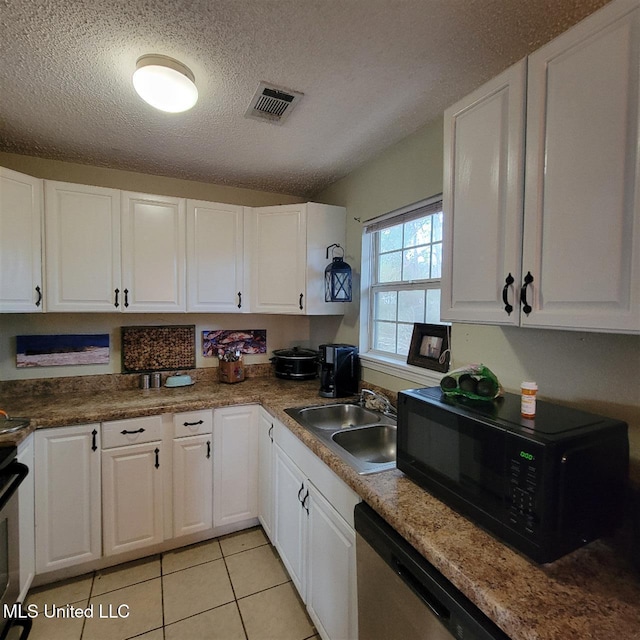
[[397, 387, 629, 563]]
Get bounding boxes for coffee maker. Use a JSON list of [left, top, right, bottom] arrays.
[[318, 344, 360, 398]]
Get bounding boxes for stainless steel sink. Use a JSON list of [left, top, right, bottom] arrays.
[[294, 403, 386, 430], [332, 424, 396, 464], [285, 403, 396, 475], [0, 417, 30, 435]]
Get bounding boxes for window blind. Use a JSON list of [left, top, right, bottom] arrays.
[[364, 196, 443, 234]]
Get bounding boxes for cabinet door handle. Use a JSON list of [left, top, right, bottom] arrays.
[[268, 424, 273, 442], [237, 291, 242, 309], [302, 490, 309, 515], [121, 428, 145, 435], [154, 447, 160, 469], [183, 420, 203, 427], [206, 441, 211, 459], [520, 272, 534, 315], [502, 273, 514, 315], [114, 288, 120, 308], [91, 429, 98, 451], [297, 482, 305, 502], [35, 286, 42, 307], [299, 293, 304, 310], [124, 288, 129, 308]]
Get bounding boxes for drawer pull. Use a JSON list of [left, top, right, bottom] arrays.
[[302, 489, 309, 515], [154, 448, 160, 469], [268, 424, 273, 442], [520, 272, 534, 315], [207, 441, 211, 459], [35, 285, 42, 307], [297, 482, 305, 502], [121, 428, 146, 435], [91, 429, 98, 452], [502, 273, 514, 315], [183, 420, 204, 427], [114, 288, 120, 308]]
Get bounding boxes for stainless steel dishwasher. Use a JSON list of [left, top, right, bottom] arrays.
[[355, 503, 510, 640]]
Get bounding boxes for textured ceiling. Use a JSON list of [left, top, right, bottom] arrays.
[[0, 0, 612, 198]]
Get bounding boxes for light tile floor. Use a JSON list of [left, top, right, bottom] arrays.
[[25, 527, 319, 640]]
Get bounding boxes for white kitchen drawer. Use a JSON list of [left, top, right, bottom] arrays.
[[173, 409, 213, 438], [102, 415, 163, 449]]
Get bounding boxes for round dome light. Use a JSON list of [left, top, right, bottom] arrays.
[[132, 55, 198, 113]]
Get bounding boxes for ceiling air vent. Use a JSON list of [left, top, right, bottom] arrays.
[[245, 82, 303, 125]]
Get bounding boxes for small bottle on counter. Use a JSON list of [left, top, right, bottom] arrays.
[[151, 373, 161, 389], [521, 381, 538, 418], [140, 374, 150, 389]]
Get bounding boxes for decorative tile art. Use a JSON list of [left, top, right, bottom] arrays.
[[121, 325, 196, 373], [16, 334, 110, 368], [202, 330, 267, 357]]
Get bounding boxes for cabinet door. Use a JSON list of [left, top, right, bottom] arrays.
[[186, 200, 245, 312], [17, 434, 35, 600], [35, 425, 101, 573], [273, 444, 307, 600], [246, 205, 307, 314], [441, 60, 526, 325], [257, 409, 275, 542], [213, 405, 258, 528], [0, 168, 43, 312], [306, 483, 357, 640], [102, 442, 164, 556], [173, 434, 213, 537], [523, 0, 640, 333], [44, 180, 121, 311], [121, 191, 185, 312]]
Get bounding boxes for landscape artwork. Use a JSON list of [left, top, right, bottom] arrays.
[[16, 334, 110, 367], [202, 330, 267, 357]]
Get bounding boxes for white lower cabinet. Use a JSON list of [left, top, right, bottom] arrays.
[[213, 405, 259, 529], [17, 434, 35, 600], [173, 409, 214, 537], [274, 443, 308, 597], [273, 418, 360, 640], [257, 408, 275, 541], [35, 424, 102, 573], [101, 416, 165, 556]]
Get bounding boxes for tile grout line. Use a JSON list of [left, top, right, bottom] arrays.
[[220, 549, 250, 640]]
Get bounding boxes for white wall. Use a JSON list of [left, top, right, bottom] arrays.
[[315, 117, 640, 469]]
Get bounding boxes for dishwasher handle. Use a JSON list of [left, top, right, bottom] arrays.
[[392, 556, 451, 622]]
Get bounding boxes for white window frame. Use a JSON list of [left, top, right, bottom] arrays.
[[359, 195, 446, 386]]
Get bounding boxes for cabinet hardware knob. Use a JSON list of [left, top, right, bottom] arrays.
[[121, 428, 145, 435], [520, 272, 534, 315], [35, 286, 42, 307], [299, 293, 304, 310], [154, 447, 160, 468], [183, 420, 203, 427], [207, 441, 211, 459], [91, 429, 98, 451], [502, 273, 514, 315], [114, 288, 120, 308], [124, 288, 129, 308], [237, 291, 242, 309]]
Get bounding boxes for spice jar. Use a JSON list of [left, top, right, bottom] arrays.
[[521, 381, 538, 418]]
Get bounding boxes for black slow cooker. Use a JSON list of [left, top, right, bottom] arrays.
[[271, 347, 319, 380]]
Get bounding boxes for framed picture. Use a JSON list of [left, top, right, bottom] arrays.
[[407, 323, 450, 372]]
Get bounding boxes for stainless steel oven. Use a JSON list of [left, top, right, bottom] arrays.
[[0, 447, 30, 640]]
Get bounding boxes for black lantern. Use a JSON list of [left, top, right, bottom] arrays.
[[325, 244, 352, 302]]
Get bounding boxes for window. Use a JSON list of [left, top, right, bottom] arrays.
[[364, 196, 444, 360]]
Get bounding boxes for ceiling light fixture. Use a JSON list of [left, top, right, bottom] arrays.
[[132, 54, 198, 113]]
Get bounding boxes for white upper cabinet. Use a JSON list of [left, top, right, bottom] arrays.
[[522, 0, 640, 333], [246, 203, 346, 315], [441, 60, 526, 325], [44, 181, 121, 312], [121, 191, 186, 312], [442, 0, 640, 334], [186, 199, 246, 312], [0, 167, 43, 312]]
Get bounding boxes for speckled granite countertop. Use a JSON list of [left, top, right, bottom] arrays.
[[2, 375, 639, 640]]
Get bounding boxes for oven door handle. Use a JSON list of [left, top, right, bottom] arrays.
[[0, 615, 32, 640], [0, 461, 28, 513]]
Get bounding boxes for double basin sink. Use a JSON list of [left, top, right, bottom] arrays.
[[285, 403, 396, 475]]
